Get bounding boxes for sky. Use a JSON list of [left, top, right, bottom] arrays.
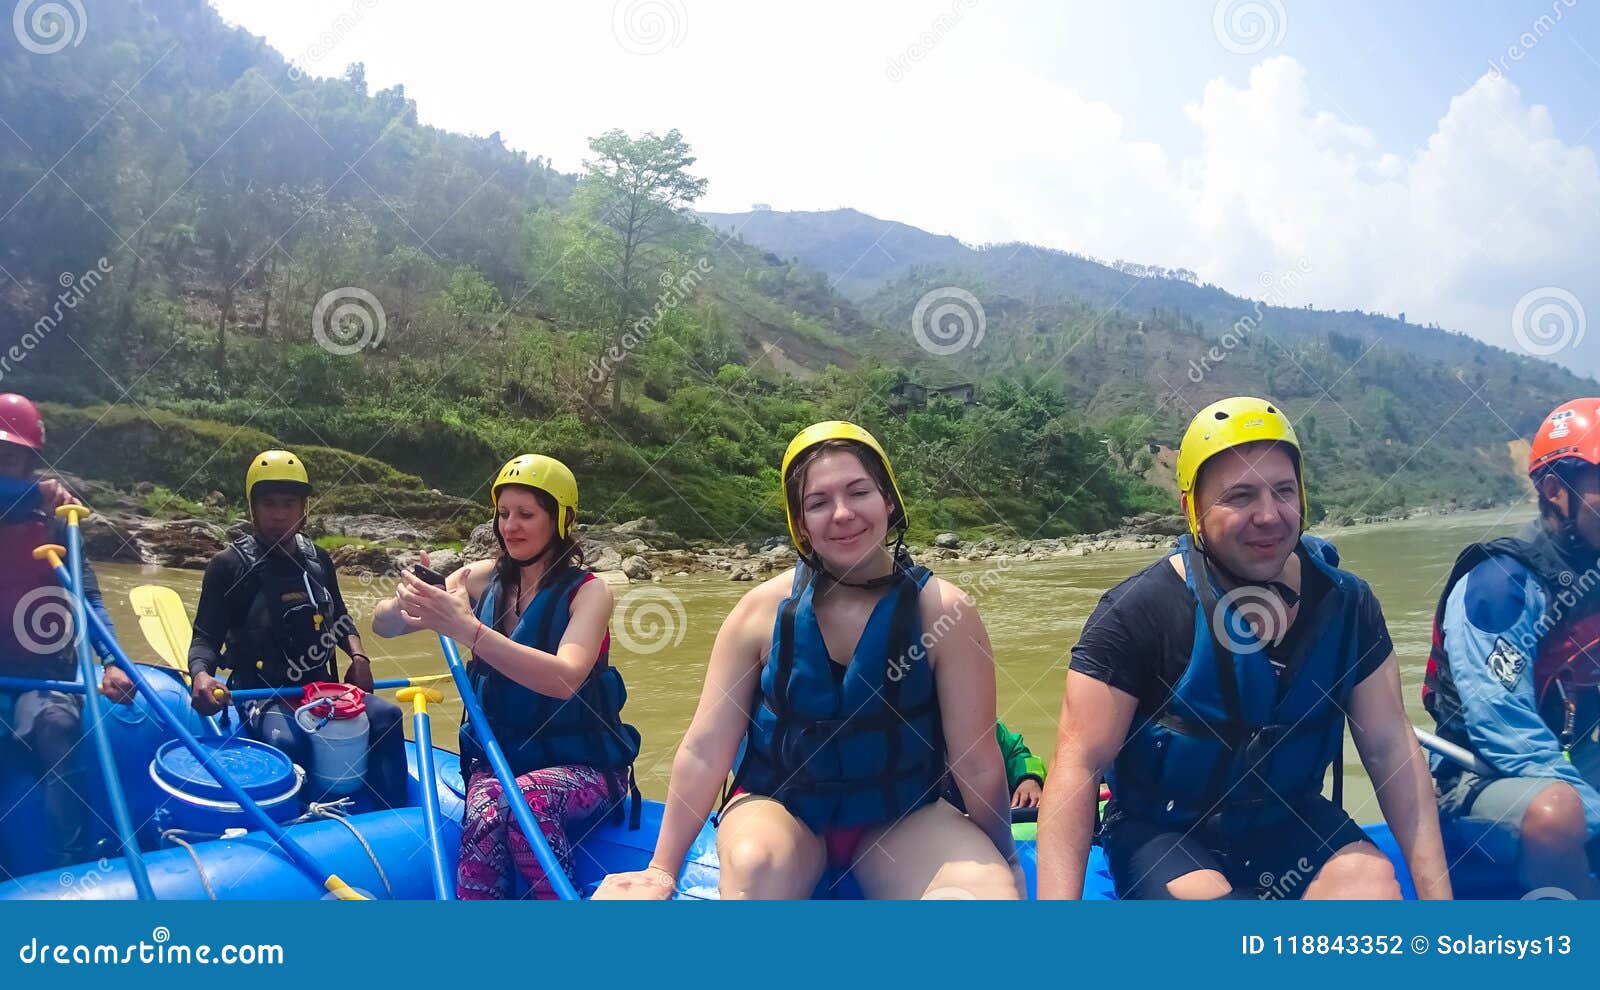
[[207, 0, 1600, 376]]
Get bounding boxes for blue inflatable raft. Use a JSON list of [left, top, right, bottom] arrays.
[[0, 665, 1529, 900]]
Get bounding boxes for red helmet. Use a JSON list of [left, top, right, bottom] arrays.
[[1529, 398, 1600, 477], [0, 394, 44, 452]]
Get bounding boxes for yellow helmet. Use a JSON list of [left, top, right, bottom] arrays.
[[1176, 397, 1306, 543], [781, 421, 907, 552], [245, 449, 312, 502], [492, 454, 579, 539]]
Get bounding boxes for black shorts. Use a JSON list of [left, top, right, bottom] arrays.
[[1100, 795, 1372, 900]]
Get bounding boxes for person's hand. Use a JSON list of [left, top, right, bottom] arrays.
[[1011, 778, 1043, 809], [591, 866, 677, 900], [191, 671, 229, 716], [344, 654, 375, 691], [37, 477, 77, 511], [395, 569, 475, 641], [98, 664, 137, 706]]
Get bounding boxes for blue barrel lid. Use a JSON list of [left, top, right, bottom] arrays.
[[153, 737, 296, 802]]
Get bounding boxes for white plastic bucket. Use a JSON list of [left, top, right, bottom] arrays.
[[293, 696, 369, 796]]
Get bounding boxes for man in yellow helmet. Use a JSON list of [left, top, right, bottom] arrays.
[[185, 450, 406, 807], [1037, 397, 1450, 900]]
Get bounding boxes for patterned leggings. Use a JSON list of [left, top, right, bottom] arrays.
[[457, 764, 625, 900]]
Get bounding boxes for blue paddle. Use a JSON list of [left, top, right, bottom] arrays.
[[50, 507, 154, 900], [435, 633, 579, 900], [37, 539, 367, 900], [397, 686, 454, 900]]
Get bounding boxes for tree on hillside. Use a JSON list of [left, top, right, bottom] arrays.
[[530, 129, 707, 410]]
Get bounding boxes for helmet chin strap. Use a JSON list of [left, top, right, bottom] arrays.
[[806, 531, 912, 590], [1195, 533, 1301, 609], [494, 518, 554, 569]]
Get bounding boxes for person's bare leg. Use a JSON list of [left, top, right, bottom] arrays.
[[1164, 869, 1234, 899], [715, 794, 826, 900], [1302, 841, 1403, 899], [1516, 782, 1597, 898], [852, 800, 1019, 900]]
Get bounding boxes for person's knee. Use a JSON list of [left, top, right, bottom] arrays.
[[1521, 783, 1588, 857], [29, 705, 81, 763], [720, 836, 786, 883], [926, 861, 1020, 900], [1309, 845, 1402, 899], [364, 698, 402, 734], [1165, 869, 1233, 900]]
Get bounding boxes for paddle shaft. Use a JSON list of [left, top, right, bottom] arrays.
[[1, 674, 446, 699], [56, 514, 155, 900], [1413, 726, 1497, 777], [46, 556, 363, 899], [228, 675, 448, 701], [405, 697, 455, 900], [437, 633, 579, 900]]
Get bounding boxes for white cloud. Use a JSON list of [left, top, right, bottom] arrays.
[[904, 57, 1600, 376]]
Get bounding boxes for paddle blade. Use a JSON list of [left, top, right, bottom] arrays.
[[129, 585, 193, 674]]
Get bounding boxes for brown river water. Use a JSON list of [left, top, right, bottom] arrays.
[[89, 505, 1538, 821]]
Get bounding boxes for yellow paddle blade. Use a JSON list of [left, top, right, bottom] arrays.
[[129, 585, 193, 675]]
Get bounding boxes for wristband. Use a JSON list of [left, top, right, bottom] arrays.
[[470, 621, 486, 652]]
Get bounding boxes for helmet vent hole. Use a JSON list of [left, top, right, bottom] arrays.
[[1213, 411, 1229, 421], [1266, 405, 1277, 414]]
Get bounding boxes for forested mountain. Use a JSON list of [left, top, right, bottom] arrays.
[[0, 1, 1576, 544]]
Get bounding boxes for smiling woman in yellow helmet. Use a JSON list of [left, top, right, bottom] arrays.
[[373, 454, 641, 899], [596, 421, 1022, 900], [1037, 397, 1450, 901]]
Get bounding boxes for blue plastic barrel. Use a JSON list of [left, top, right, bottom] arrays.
[[149, 737, 303, 836]]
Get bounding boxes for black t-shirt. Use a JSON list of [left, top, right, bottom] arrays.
[[187, 540, 352, 679], [1068, 548, 1394, 715]]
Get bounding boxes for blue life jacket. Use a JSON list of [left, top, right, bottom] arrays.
[[458, 566, 641, 804], [1106, 535, 1367, 827], [731, 560, 947, 833], [1424, 525, 1600, 753]]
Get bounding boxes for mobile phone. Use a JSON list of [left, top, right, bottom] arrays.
[[410, 563, 447, 587]]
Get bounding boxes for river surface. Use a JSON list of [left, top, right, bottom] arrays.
[[91, 505, 1538, 821]]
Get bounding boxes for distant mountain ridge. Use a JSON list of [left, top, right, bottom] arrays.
[[697, 207, 1580, 378]]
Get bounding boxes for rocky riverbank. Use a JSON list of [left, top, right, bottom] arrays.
[[54, 469, 1526, 587]]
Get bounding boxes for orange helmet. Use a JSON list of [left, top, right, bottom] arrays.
[[1529, 399, 1600, 477]]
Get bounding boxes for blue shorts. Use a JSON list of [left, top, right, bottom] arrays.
[[1100, 794, 1371, 899]]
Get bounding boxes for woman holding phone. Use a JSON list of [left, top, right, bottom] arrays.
[[372, 454, 641, 899]]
